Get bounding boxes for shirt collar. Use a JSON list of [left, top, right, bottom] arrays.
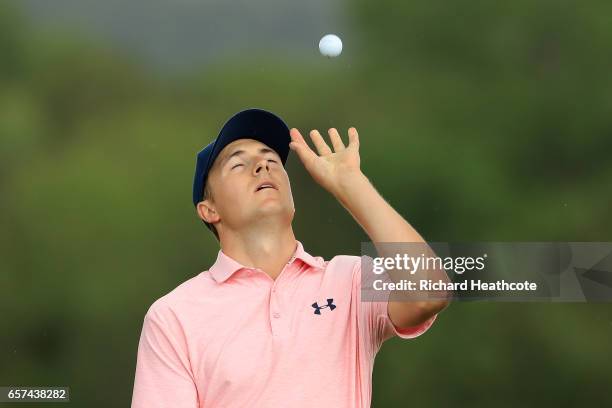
[[209, 240, 325, 284]]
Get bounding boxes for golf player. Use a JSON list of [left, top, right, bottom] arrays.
[[131, 108, 450, 407]]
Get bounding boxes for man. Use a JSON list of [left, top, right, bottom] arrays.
[[131, 108, 450, 407]]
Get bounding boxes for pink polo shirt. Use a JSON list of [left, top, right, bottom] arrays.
[[131, 240, 437, 407]]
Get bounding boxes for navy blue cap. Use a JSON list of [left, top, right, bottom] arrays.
[[192, 108, 291, 231]]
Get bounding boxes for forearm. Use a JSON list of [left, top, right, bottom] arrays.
[[333, 171, 451, 320], [333, 171, 424, 244]]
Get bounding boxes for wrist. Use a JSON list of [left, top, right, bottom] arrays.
[[333, 170, 370, 203]]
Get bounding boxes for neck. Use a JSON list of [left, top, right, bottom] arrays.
[[219, 223, 297, 280]]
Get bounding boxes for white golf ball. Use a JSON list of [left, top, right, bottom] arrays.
[[319, 34, 343, 58]]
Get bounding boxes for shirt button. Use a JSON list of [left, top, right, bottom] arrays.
[[272, 312, 280, 319]]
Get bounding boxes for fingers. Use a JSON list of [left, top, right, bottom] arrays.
[[309, 128, 350, 154], [328, 128, 346, 152], [291, 127, 358, 157], [309, 130, 333, 156], [347, 127, 359, 149], [290, 127, 314, 148], [289, 128, 318, 164]]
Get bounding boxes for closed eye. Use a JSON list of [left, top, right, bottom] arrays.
[[231, 159, 276, 169]]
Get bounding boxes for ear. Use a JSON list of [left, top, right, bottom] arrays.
[[197, 200, 220, 225]]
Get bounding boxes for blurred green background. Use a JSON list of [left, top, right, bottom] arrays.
[[1, 0, 611, 406]]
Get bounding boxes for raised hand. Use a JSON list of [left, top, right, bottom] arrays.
[[289, 127, 362, 195]]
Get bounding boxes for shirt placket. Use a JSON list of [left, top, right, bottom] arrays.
[[269, 254, 297, 338]]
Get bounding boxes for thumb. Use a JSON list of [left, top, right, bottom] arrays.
[[289, 140, 316, 167], [289, 128, 319, 167], [289, 140, 306, 159]]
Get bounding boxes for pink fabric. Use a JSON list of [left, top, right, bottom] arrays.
[[131, 240, 437, 407]]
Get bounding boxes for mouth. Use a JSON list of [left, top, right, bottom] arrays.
[[254, 181, 278, 193]]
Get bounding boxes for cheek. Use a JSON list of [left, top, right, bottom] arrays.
[[214, 176, 243, 205], [282, 176, 294, 201], [222, 182, 245, 202], [284, 173, 292, 191], [285, 178, 292, 195]]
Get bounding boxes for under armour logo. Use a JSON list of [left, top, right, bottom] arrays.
[[312, 298, 336, 315]]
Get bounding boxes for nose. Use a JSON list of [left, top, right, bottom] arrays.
[[253, 157, 270, 175]]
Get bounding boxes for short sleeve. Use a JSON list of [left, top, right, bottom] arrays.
[[355, 256, 438, 355], [383, 309, 437, 341], [131, 303, 199, 408]]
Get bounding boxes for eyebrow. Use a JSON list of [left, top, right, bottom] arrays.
[[221, 147, 277, 167]]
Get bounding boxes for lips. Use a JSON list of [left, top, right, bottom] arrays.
[[254, 181, 278, 192]]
